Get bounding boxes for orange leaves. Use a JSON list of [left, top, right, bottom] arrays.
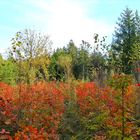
[[0, 81, 137, 139], [0, 81, 67, 139], [0, 82, 17, 135], [14, 126, 49, 140], [75, 82, 136, 138], [76, 82, 117, 116], [0, 82, 14, 101], [13, 82, 65, 139]]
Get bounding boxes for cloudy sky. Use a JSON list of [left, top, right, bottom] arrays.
[[0, 0, 140, 55]]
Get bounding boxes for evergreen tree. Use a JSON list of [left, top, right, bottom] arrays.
[[112, 8, 140, 74]]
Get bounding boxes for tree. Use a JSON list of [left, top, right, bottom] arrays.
[[49, 40, 79, 81], [57, 54, 73, 82], [48, 48, 66, 81], [89, 52, 106, 86], [79, 40, 91, 81], [9, 29, 51, 84], [66, 40, 79, 79], [88, 34, 109, 86], [0, 55, 17, 85], [131, 11, 140, 64], [112, 8, 140, 74], [108, 74, 133, 139], [66, 40, 78, 64]]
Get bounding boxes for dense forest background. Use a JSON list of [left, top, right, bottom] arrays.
[[1, 8, 140, 85]]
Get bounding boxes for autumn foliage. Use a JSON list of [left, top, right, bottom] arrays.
[[0, 79, 138, 139]]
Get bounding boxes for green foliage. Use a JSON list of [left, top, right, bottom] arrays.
[[48, 48, 67, 81], [108, 74, 135, 139], [57, 54, 73, 82], [77, 41, 90, 81], [131, 42, 140, 62], [49, 40, 91, 81], [9, 29, 51, 84], [108, 74, 133, 89], [49, 37, 109, 84], [0, 56, 17, 85], [59, 99, 82, 140], [80, 112, 108, 139], [112, 8, 140, 74], [89, 52, 107, 86], [88, 34, 109, 85]]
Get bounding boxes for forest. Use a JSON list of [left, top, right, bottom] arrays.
[[0, 8, 140, 140]]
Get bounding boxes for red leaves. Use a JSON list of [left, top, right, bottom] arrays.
[[0, 82, 66, 139], [0, 82, 17, 135], [75, 82, 136, 138], [13, 82, 65, 139], [0, 81, 137, 139], [76, 82, 117, 115], [14, 126, 49, 140], [0, 82, 14, 101], [136, 83, 140, 86], [134, 68, 140, 72]]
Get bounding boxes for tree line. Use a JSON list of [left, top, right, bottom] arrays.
[[0, 8, 140, 85]]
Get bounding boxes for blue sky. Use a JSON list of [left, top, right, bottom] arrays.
[[0, 0, 140, 55]]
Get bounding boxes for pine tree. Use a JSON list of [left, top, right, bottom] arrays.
[[112, 8, 139, 74]]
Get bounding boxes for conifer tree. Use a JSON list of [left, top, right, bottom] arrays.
[[112, 8, 140, 74]]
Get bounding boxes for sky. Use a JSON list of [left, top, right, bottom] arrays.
[[0, 0, 140, 56]]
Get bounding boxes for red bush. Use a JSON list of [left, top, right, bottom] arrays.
[[13, 82, 65, 139]]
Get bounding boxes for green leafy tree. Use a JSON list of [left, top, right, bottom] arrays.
[[9, 29, 51, 84], [49, 40, 80, 81], [112, 8, 140, 74], [57, 54, 73, 82], [48, 48, 65, 81], [66, 40, 78, 63], [66, 40, 78, 78], [0, 55, 17, 85], [108, 74, 133, 140], [80, 40, 90, 81], [131, 11, 140, 66]]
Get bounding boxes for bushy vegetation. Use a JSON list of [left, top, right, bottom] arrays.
[[0, 7, 140, 140], [0, 79, 139, 139]]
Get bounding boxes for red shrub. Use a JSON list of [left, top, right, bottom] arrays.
[[14, 126, 49, 140], [0, 82, 17, 135], [76, 82, 136, 137], [13, 82, 65, 139]]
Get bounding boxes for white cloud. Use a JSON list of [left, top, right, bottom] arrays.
[[25, 0, 113, 48], [0, 38, 10, 58], [0, 0, 113, 54]]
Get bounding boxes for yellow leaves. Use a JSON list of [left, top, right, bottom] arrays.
[[32, 55, 50, 67], [57, 54, 72, 69], [10, 29, 52, 84]]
